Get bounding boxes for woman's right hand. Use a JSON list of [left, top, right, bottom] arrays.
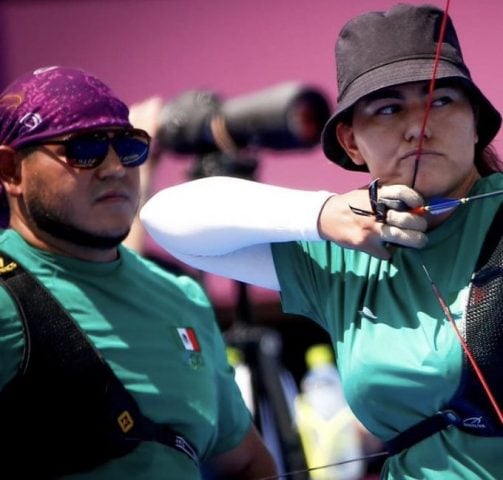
[[318, 184, 428, 259]]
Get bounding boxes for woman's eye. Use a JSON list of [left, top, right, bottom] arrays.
[[431, 96, 452, 107], [375, 104, 399, 115]]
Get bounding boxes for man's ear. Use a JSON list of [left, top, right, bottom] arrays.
[[335, 122, 366, 166], [0, 146, 22, 191]]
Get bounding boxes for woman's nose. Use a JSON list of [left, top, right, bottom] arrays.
[[403, 106, 432, 142]]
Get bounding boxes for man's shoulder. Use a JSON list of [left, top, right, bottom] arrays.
[[0, 229, 29, 262], [0, 228, 19, 246], [120, 246, 210, 304], [121, 247, 185, 280]]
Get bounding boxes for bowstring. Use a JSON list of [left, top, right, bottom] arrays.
[[418, 253, 503, 424], [411, 0, 451, 188], [414, 0, 503, 424]]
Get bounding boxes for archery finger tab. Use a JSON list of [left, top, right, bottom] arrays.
[[381, 224, 428, 249], [380, 184, 425, 208], [386, 210, 428, 231]]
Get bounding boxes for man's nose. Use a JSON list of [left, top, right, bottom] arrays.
[[96, 145, 126, 178]]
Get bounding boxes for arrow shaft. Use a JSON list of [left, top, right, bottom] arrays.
[[412, 189, 503, 215]]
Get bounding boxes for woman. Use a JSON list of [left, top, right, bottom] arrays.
[[141, 4, 503, 479]]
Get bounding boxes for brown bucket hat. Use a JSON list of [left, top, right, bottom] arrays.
[[321, 3, 502, 171]]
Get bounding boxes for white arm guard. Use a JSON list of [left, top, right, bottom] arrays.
[[140, 176, 332, 290]]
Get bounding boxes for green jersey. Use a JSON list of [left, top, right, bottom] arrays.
[[0, 230, 251, 479], [272, 174, 503, 479]]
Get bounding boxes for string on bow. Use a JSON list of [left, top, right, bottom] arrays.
[[411, 0, 503, 425], [410, 0, 451, 188]]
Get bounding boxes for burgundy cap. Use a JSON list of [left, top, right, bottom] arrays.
[[0, 66, 132, 150]]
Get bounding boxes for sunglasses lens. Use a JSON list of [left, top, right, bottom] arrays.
[[113, 133, 150, 167], [66, 136, 108, 168], [57, 130, 150, 169]]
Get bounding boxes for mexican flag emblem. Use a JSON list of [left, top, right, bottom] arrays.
[[177, 327, 201, 352]]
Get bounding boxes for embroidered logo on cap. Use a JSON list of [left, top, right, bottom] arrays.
[[19, 112, 42, 133]]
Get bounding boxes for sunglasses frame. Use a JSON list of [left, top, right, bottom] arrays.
[[20, 128, 151, 169]]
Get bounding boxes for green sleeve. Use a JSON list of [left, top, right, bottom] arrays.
[[271, 240, 340, 328]]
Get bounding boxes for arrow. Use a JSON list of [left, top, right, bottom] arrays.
[[411, 189, 503, 215]]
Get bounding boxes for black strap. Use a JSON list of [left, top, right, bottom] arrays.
[[384, 410, 461, 455], [384, 203, 503, 455], [0, 250, 198, 476]]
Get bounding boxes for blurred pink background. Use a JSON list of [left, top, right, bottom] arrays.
[[1, 0, 502, 307]]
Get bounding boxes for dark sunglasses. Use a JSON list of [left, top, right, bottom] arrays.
[[24, 128, 151, 169]]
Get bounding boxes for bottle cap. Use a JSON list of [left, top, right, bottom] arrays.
[[227, 346, 244, 366], [305, 344, 334, 369]]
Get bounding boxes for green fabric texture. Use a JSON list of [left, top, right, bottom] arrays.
[[0, 230, 251, 479], [272, 174, 503, 479]]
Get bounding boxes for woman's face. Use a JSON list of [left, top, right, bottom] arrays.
[[336, 80, 480, 200]]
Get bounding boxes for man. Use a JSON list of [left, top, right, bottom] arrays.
[[0, 66, 276, 479]]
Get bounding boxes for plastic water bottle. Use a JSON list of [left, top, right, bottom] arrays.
[[295, 344, 364, 480], [227, 346, 255, 416]]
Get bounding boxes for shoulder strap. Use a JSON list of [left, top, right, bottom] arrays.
[[385, 203, 503, 455], [450, 202, 503, 433], [0, 251, 197, 477]]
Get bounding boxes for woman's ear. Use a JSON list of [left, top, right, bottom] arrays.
[[0, 146, 22, 191], [335, 122, 366, 166]]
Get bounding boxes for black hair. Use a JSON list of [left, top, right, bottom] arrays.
[[476, 145, 503, 176]]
